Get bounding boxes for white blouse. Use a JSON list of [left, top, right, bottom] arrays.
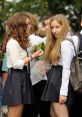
[[59, 30, 82, 96], [6, 38, 27, 69]]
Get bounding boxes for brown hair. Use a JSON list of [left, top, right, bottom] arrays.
[[44, 14, 70, 64], [23, 12, 38, 33], [2, 12, 31, 52]]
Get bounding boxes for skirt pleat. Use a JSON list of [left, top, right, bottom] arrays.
[[2, 66, 34, 106], [41, 65, 74, 105]]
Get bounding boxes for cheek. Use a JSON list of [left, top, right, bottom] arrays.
[[51, 29, 54, 34], [57, 29, 62, 35], [27, 26, 31, 32]]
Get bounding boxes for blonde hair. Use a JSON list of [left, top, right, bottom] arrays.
[[44, 14, 70, 64]]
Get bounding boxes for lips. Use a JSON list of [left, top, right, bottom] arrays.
[[54, 33, 57, 37]]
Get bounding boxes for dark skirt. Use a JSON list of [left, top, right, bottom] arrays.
[[41, 65, 74, 105], [2, 66, 34, 106]]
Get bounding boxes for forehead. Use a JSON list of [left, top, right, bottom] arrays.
[[26, 18, 30, 23], [51, 20, 61, 26], [44, 18, 50, 25]]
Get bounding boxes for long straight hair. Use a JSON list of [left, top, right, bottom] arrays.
[[44, 14, 70, 64]]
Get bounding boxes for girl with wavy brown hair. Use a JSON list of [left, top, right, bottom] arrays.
[[41, 14, 74, 117], [2, 12, 43, 117], [21, 12, 51, 117]]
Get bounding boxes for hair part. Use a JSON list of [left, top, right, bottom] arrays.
[[44, 14, 70, 64]]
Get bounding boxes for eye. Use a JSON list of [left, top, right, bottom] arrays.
[[26, 23, 31, 27], [51, 26, 54, 29], [55, 26, 60, 29]]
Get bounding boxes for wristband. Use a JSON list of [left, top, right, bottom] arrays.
[[30, 56, 33, 60]]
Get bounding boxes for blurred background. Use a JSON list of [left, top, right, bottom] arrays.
[[0, 0, 82, 42]]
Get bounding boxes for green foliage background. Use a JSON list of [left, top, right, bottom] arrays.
[[0, 0, 82, 43]]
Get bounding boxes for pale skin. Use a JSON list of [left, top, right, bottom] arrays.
[[7, 17, 43, 117], [50, 20, 68, 117], [24, 50, 43, 65], [43, 18, 51, 32], [50, 104, 57, 117], [8, 105, 23, 117], [8, 50, 43, 117], [2, 72, 9, 88]]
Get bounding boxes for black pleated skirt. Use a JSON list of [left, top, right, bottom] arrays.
[[41, 65, 74, 105], [2, 66, 34, 106]]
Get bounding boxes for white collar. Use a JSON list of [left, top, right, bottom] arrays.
[[80, 30, 82, 34]]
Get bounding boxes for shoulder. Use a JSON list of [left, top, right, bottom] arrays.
[[7, 38, 19, 48], [61, 34, 79, 53], [61, 37, 73, 47], [61, 35, 75, 53], [71, 34, 79, 50], [72, 35, 78, 42]]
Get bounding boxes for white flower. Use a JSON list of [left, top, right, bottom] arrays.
[[31, 60, 50, 79]]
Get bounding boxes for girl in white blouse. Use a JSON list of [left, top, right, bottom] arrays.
[[41, 14, 74, 117], [2, 12, 43, 117]]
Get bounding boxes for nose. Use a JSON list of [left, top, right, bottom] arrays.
[[28, 24, 31, 28], [53, 28, 56, 33]]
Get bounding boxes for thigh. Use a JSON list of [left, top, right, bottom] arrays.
[[50, 103, 57, 117], [53, 102, 68, 117], [8, 104, 24, 117]]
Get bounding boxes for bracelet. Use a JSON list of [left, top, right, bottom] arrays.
[[30, 56, 33, 60]]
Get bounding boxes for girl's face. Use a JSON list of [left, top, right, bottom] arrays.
[[51, 20, 62, 38], [26, 18, 32, 33]]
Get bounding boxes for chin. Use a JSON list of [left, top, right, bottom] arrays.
[[54, 35, 57, 38]]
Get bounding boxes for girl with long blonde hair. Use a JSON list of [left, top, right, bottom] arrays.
[[41, 14, 74, 117]]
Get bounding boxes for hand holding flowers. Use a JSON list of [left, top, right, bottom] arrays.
[[32, 42, 45, 60], [32, 50, 43, 59], [32, 42, 45, 52], [31, 41, 51, 79]]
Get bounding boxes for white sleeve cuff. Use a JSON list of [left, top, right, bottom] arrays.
[[60, 87, 68, 96]]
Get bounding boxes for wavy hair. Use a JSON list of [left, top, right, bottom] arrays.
[[23, 12, 39, 33], [2, 12, 31, 52]]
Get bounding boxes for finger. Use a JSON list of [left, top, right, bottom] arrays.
[[59, 99, 65, 104]]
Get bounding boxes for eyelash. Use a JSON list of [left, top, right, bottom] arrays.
[[51, 26, 60, 29]]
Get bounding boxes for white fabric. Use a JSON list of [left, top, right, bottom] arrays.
[[28, 34, 47, 85], [6, 31, 82, 94], [59, 31, 82, 96], [6, 38, 26, 69]]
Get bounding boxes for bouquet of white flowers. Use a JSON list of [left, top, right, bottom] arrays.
[[32, 42, 45, 52], [32, 42, 45, 60], [31, 41, 51, 79], [32, 60, 50, 79]]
